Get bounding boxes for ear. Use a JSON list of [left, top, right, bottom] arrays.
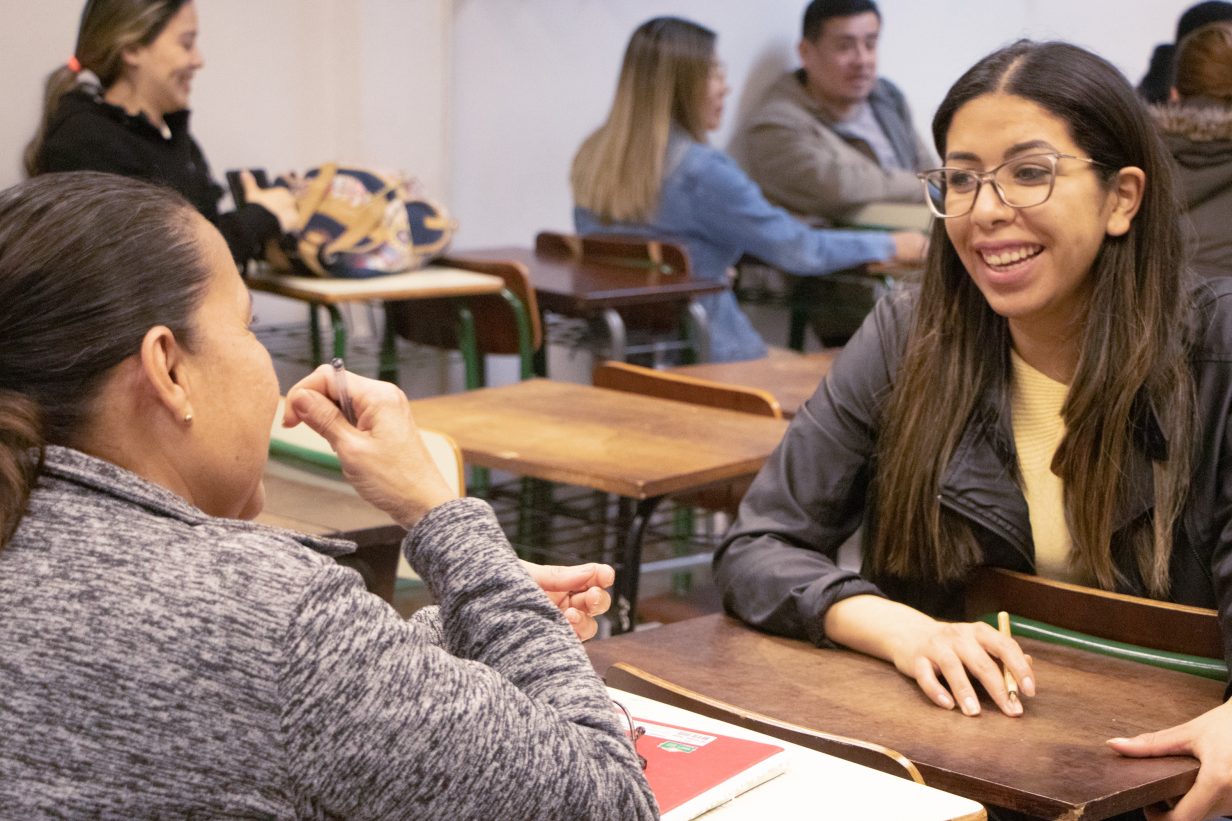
[[119, 42, 145, 70], [139, 325, 193, 422], [1169, 86, 1180, 104], [797, 38, 812, 66], [1104, 166, 1145, 238]]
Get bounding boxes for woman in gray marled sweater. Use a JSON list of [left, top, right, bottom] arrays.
[[0, 172, 657, 820]]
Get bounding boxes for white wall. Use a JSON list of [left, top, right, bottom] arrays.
[[0, 0, 1202, 249]]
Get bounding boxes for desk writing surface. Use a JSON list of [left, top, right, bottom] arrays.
[[246, 267, 504, 304], [407, 380, 788, 499], [587, 614, 1224, 820], [608, 687, 985, 820], [670, 351, 837, 418], [449, 246, 725, 312]]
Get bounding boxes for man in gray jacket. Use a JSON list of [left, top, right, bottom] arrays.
[[733, 0, 934, 224]]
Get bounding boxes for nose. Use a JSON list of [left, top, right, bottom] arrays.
[[969, 179, 1014, 227]]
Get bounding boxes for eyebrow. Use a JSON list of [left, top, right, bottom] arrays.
[[946, 139, 1058, 164]]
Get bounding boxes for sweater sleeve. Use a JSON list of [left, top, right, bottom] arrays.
[[714, 292, 913, 644], [686, 148, 896, 275], [278, 497, 656, 820]]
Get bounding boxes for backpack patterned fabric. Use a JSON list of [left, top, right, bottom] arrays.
[[269, 164, 455, 278]]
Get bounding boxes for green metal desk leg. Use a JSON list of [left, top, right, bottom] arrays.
[[328, 305, 347, 362], [309, 305, 323, 365], [452, 301, 482, 390], [378, 311, 400, 384], [496, 288, 534, 380]]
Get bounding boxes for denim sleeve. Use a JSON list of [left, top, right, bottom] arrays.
[[684, 147, 897, 275]]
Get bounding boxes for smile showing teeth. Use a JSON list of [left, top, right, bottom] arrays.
[[981, 245, 1042, 268]]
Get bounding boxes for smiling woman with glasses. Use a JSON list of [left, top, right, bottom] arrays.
[[717, 38, 1232, 821]]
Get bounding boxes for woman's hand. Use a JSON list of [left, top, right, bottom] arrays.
[[889, 230, 928, 264], [887, 618, 1036, 717], [241, 170, 301, 233], [1107, 700, 1232, 821], [824, 595, 1035, 717], [521, 560, 614, 641], [284, 365, 455, 528]]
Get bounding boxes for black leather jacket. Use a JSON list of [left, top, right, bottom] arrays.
[[715, 280, 1232, 675]]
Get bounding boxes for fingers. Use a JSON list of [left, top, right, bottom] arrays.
[[911, 657, 956, 710], [1107, 722, 1196, 759], [239, 169, 258, 196], [287, 388, 351, 450], [520, 560, 615, 594]]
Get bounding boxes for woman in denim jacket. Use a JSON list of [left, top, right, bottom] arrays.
[[570, 16, 925, 363]]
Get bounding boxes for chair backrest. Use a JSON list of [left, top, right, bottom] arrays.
[[387, 257, 542, 356], [593, 361, 781, 418], [604, 663, 922, 784], [268, 398, 465, 496], [535, 230, 691, 276], [963, 567, 1222, 660]]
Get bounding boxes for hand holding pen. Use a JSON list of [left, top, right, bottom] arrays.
[[282, 362, 456, 528]]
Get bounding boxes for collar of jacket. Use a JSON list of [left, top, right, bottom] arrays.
[[40, 445, 356, 558], [788, 69, 916, 170], [937, 380, 1163, 560], [61, 87, 193, 143]]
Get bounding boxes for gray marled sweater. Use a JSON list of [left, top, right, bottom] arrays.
[[0, 446, 656, 819]]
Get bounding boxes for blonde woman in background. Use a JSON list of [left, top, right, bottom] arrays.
[[1152, 20, 1232, 278], [571, 16, 926, 363]]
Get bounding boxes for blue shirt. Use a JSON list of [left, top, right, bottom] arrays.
[[575, 131, 895, 362]]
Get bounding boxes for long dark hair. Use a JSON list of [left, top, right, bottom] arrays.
[[24, 0, 189, 177], [871, 41, 1193, 596], [0, 172, 212, 548]]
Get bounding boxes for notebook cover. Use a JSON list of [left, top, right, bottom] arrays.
[[633, 716, 788, 819]]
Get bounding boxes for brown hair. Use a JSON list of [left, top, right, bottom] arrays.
[[24, 0, 189, 177], [871, 41, 1193, 597], [571, 16, 716, 223], [0, 172, 212, 548], [1175, 21, 1232, 102]]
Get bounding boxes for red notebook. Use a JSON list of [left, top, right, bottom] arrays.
[[633, 716, 789, 820]]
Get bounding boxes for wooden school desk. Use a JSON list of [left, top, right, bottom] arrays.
[[407, 380, 789, 631], [670, 350, 837, 419], [586, 614, 1225, 820], [445, 245, 726, 364], [246, 265, 528, 387], [607, 686, 985, 820]]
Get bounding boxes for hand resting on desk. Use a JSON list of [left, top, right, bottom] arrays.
[[1107, 698, 1232, 821], [824, 594, 1036, 718]]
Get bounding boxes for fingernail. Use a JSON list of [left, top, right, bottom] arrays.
[[962, 696, 980, 716], [1009, 699, 1023, 716], [1021, 676, 1035, 696], [938, 693, 954, 709], [1107, 738, 1128, 745]]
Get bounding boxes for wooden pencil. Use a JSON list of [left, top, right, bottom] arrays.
[[997, 610, 1020, 706]]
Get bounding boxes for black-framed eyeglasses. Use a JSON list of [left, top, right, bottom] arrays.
[[613, 700, 647, 770], [916, 152, 1109, 219]]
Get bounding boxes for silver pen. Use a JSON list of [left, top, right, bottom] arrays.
[[330, 357, 357, 425]]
